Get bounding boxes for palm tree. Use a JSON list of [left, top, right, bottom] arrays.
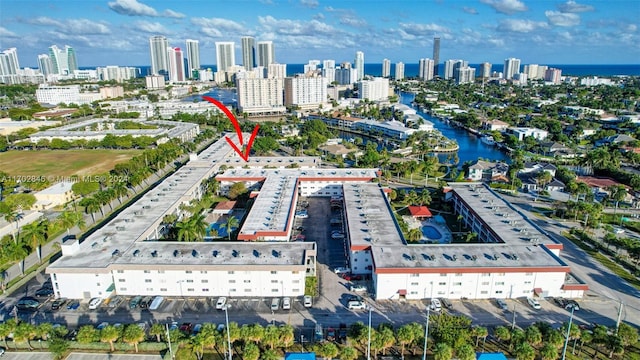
[[539, 343, 558, 360], [525, 325, 542, 347], [57, 210, 86, 233], [278, 324, 295, 349], [223, 215, 239, 241], [407, 228, 423, 242], [320, 342, 340, 360], [397, 323, 416, 357], [190, 332, 207, 360], [377, 326, 395, 356], [13, 322, 36, 350], [261, 349, 280, 360], [339, 346, 358, 360], [0, 319, 16, 348], [149, 323, 164, 342], [455, 344, 475, 360], [472, 326, 488, 347], [36, 323, 53, 343], [418, 190, 432, 206], [243, 342, 260, 360], [514, 342, 535, 360], [433, 342, 453, 360], [76, 325, 97, 344], [121, 324, 145, 353], [21, 218, 49, 263], [262, 325, 279, 350], [100, 325, 120, 352]]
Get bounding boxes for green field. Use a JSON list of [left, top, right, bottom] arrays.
[[0, 149, 142, 177]]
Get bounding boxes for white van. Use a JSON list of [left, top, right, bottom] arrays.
[[347, 300, 366, 310], [149, 296, 164, 310]]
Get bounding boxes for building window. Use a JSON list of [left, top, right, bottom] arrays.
[[187, 288, 194, 292], [455, 273, 462, 277], [410, 291, 418, 295], [202, 289, 209, 292], [481, 273, 490, 277], [118, 279, 126, 282], [146, 288, 153, 291], [117, 270, 124, 273], [271, 280, 278, 283], [160, 288, 167, 292], [293, 280, 300, 284], [229, 280, 236, 283], [497, 273, 506, 276], [201, 280, 209, 283], [410, 282, 418, 286], [271, 271, 277, 274], [201, 271, 208, 274], [292, 271, 299, 274], [410, 273, 419, 277], [244, 280, 251, 283], [438, 282, 446, 286], [228, 271, 234, 275], [145, 279, 152, 283], [158, 270, 164, 274], [119, 287, 127, 291], [481, 282, 490, 286], [480, 291, 488, 294], [186, 270, 192, 274], [495, 290, 503, 294], [525, 273, 533, 276], [244, 289, 252, 293], [440, 273, 447, 277], [437, 291, 445, 295], [230, 288, 236, 292], [186, 280, 194, 283], [524, 281, 532, 285], [523, 290, 530, 294], [453, 282, 462, 286], [272, 289, 279, 293], [495, 282, 504, 286], [143, 270, 150, 273]]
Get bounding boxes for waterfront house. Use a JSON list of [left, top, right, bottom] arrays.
[[520, 162, 557, 177], [354, 119, 416, 140], [482, 119, 510, 132], [508, 127, 549, 141], [467, 160, 509, 181]]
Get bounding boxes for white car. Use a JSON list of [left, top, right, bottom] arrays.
[[88, 297, 102, 310], [282, 297, 291, 310], [348, 300, 366, 310], [429, 299, 442, 312], [331, 232, 345, 240], [350, 284, 367, 292], [527, 297, 541, 310], [215, 297, 227, 310], [295, 211, 309, 219], [333, 266, 350, 274], [271, 297, 281, 311], [303, 295, 313, 308]]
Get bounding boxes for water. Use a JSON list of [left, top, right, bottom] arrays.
[[421, 225, 443, 240], [183, 87, 237, 105], [399, 92, 511, 165]]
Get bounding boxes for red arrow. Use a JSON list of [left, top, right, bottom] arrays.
[[203, 96, 259, 162]]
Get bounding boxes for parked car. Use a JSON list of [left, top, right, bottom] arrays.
[[553, 297, 568, 308], [303, 295, 313, 308], [495, 298, 509, 311], [66, 300, 80, 310], [342, 273, 363, 281], [282, 297, 291, 310], [338, 324, 348, 342], [429, 299, 442, 312], [51, 298, 67, 310], [179, 323, 193, 334], [440, 298, 453, 310], [566, 300, 580, 311], [139, 296, 153, 309], [350, 284, 367, 292], [347, 295, 363, 303], [331, 232, 345, 240], [129, 296, 142, 309], [16, 297, 40, 311], [217, 324, 225, 332], [333, 267, 350, 274], [215, 297, 227, 310], [35, 287, 54, 298], [192, 324, 202, 335], [96, 322, 109, 330], [88, 297, 102, 310], [295, 211, 309, 219], [326, 327, 336, 341], [169, 321, 179, 331], [108, 296, 124, 308], [347, 300, 366, 310], [527, 297, 541, 310], [271, 297, 280, 311]]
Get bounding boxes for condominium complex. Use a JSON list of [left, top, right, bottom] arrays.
[[382, 59, 391, 78], [395, 62, 405, 80], [149, 36, 169, 76], [257, 41, 275, 67], [444, 59, 468, 80], [236, 78, 286, 115], [241, 36, 256, 71], [49, 45, 78, 75], [167, 47, 185, 82], [284, 76, 328, 108], [185, 39, 201, 78], [503, 57, 521, 80], [455, 66, 476, 85], [358, 77, 390, 101], [418, 58, 435, 81], [433, 37, 440, 76], [354, 51, 365, 81], [481, 62, 492, 78], [215, 42, 236, 72], [96, 66, 139, 82]]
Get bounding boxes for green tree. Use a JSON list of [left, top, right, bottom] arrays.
[[243, 342, 260, 360], [525, 325, 542, 347], [262, 325, 280, 350], [261, 349, 280, 360], [21, 218, 49, 263], [617, 322, 639, 349], [76, 325, 98, 344], [223, 215, 239, 241], [339, 346, 358, 360], [121, 324, 145, 353], [320, 342, 340, 360], [228, 182, 247, 200], [514, 342, 535, 360], [471, 326, 488, 347], [100, 325, 120, 352], [494, 326, 511, 344], [540, 343, 558, 360], [407, 228, 423, 242], [433, 342, 453, 360], [397, 323, 416, 357], [0, 319, 16, 349], [149, 323, 165, 342], [190, 332, 208, 360], [430, 313, 472, 349], [456, 344, 475, 360], [13, 322, 36, 350]]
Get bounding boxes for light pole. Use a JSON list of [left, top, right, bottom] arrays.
[[301, 334, 305, 352], [422, 306, 431, 360], [511, 303, 517, 331], [561, 305, 575, 360], [367, 307, 372, 360], [224, 305, 232, 360], [165, 323, 174, 359]]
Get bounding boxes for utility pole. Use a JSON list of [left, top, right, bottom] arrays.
[[224, 305, 232, 360], [166, 323, 174, 359], [367, 307, 372, 360], [616, 301, 624, 333], [561, 305, 575, 360], [511, 303, 517, 331], [422, 306, 431, 360]]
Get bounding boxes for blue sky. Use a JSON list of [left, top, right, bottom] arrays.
[[1, 0, 638, 68]]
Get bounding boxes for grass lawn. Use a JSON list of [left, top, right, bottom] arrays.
[[0, 149, 142, 177]]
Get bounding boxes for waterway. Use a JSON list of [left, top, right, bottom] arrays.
[[399, 92, 511, 165]]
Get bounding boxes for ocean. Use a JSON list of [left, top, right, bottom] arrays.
[[117, 63, 640, 78]]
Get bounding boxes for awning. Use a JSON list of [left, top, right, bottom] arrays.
[[106, 283, 115, 292], [533, 288, 543, 295], [398, 289, 407, 295]]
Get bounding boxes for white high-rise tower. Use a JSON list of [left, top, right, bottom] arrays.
[[382, 59, 391, 78], [503, 58, 521, 80], [149, 36, 169, 76], [185, 39, 200, 78], [241, 36, 256, 71], [215, 42, 236, 72], [168, 47, 185, 82], [257, 41, 275, 67], [354, 51, 364, 81]]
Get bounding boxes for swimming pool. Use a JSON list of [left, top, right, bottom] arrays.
[[421, 225, 443, 240], [206, 223, 235, 238]]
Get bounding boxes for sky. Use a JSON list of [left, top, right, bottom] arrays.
[[1, 0, 639, 68]]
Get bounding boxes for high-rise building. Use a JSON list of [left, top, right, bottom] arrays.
[[168, 47, 185, 82], [503, 58, 521, 80], [432, 37, 440, 77], [241, 36, 256, 71], [49, 45, 78, 75], [444, 59, 468, 80], [537, 65, 548, 80], [304, 60, 321, 74], [236, 77, 285, 114], [0, 48, 20, 75], [523, 64, 539, 79], [354, 51, 365, 81], [284, 76, 328, 108], [149, 36, 169, 76], [481, 62, 492, 78], [96, 66, 138, 82], [418, 58, 434, 81], [267, 63, 287, 79], [454, 66, 476, 85], [215, 42, 236, 72], [544, 68, 562, 84], [395, 62, 405, 80], [322, 60, 335, 83], [256, 41, 275, 67], [358, 77, 389, 101], [382, 59, 391, 78], [185, 39, 200, 78], [38, 54, 53, 77], [335, 67, 358, 85]]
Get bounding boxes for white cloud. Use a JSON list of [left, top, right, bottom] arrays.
[[0, 26, 17, 37], [29, 16, 63, 27], [108, 0, 158, 17], [66, 19, 111, 35], [339, 15, 367, 28], [558, 31, 573, 41], [545, 11, 580, 27], [497, 18, 547, 32], [134, 21, 168, 34], [300, 0, 319, 8], [162, 9, 185, 19], [557, 1, 594, 13], [399, 22, 450, 36], [258, 16, 338, 36], [625, 24, 637, 32], [463, 7, 479, 15], [480, 0, 528, 15], [191, 17, 245, 33]]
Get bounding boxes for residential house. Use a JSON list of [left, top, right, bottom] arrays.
[[467, 160, 509, 181], [482, 119, 510, 132], [595, 134, 637, 147], [508, 127, 549, 141]]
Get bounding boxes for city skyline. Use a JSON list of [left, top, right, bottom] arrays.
[[0, 0, 638, 68]]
